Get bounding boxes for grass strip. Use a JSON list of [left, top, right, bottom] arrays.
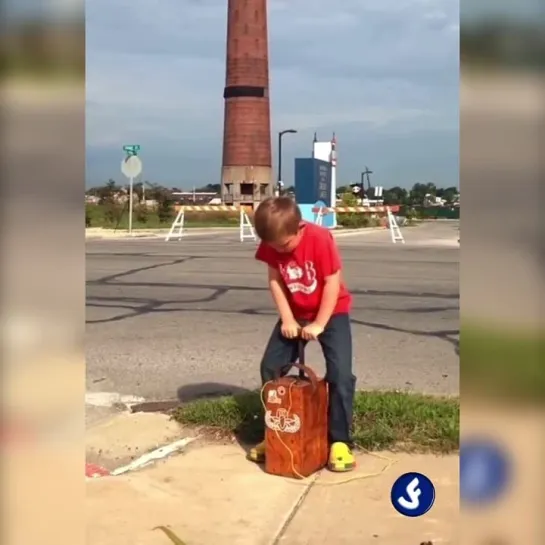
[[461, 324, 544, 403], [173, 390, 459, 454]]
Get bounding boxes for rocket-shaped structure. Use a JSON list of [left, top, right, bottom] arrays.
[[221, 0, 273, 204], [312, 132, 338, 207], [313, 132, 338, 227], [330, 132, 337, 208]]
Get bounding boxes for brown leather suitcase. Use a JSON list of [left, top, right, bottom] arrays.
[[262, 342, 328, 479]]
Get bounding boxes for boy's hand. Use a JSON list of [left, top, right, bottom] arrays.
[[301, 322, 324, 340], [280, 320, 300, 339]]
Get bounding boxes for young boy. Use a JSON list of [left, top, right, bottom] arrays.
[[249, 196, 356, 472]]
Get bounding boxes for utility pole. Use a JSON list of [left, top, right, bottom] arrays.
[[360, 166, 373, 203]]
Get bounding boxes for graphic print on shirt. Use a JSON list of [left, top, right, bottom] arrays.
[[279, 261, 317, 295]]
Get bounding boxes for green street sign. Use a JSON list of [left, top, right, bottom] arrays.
[[123, 145, 141, 155]]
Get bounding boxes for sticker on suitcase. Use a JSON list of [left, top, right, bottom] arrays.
[[267, 389, 282, 404], [265, 408, 301, 433]]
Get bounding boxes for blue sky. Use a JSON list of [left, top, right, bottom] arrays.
[[85, 0, 461, 189]]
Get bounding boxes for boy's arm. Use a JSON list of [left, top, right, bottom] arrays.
[[314, 271, 341, 328], [313, 231, 343, 328], [268, 266, 297, 324]]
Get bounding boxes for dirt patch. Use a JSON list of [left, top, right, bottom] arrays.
[[86, 411, 194, 473], [86, 450, 135, 473]]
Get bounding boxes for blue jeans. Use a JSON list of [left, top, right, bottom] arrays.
[[259, 313, 356, 445]]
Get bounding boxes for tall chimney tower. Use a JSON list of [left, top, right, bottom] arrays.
[[221, 0, 273, 206]]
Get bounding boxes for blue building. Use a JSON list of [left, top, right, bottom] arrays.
[[294, 158, 335, 228]]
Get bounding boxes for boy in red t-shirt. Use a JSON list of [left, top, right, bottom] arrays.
[[249, 196, 356, 472]]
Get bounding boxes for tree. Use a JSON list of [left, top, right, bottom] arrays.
[[340, 191, 358, 206], [96, 179, 118, 205], [409, 182, 437, 206], [132, 182, 144, 203], [135, 204, 149, 224], [383, 186, 408, 206], [437, 186, 459, 204], [86, 186, 102, 197], [145, 182, 176, 223], [196, 183, 221, 193]]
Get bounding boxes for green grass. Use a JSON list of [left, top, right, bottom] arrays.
[[173, 390, 459, 453], [85, 209, 239, 230], [461, 323, 544, 403]]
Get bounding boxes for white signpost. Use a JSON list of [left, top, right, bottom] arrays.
[[121, 146, 142, 234]]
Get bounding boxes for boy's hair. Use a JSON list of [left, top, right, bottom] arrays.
[[253, 196, 302, 242]]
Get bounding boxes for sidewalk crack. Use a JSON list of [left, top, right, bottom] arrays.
[[270, 472, 320, 545]]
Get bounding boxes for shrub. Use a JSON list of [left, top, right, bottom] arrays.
[[157, 202, 175, 224], [183, 211, 239, 225], [85, 203, 104, 227], [135, 204, 149, 224], [337, 213, 373, 228], [405, 207, 417, 220], [103, 202, 124, 225], [340, 191, 358, 206]]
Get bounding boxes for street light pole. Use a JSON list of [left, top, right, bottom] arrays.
[[277, 129, 297, 196]]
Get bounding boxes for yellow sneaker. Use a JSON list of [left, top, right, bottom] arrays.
[[328, 442, 356, 472], [247, 440, 266, 463]]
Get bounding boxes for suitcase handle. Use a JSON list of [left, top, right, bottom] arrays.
[[292, 340, 319, 389], [297, 339, 305, 377], [272, 339, 318, 388], [288, 362, 319, 391]]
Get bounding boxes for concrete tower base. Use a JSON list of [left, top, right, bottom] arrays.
[[221, 165, 273, 205]]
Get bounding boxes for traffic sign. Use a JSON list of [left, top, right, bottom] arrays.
[[121, 155, 142, 178], [123, 144, 141, 154]]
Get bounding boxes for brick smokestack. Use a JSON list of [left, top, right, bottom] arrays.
[[221, 0, 273, 204]]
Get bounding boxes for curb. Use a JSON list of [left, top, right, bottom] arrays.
[[85, 231, 238, 241], [333, 226, 387, 237], [86, 226, 388, 241], [85, 227, 239, 239], [86, 463, 111, 479]]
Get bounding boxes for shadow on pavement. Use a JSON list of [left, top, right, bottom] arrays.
[[177, 382, 253, 401]]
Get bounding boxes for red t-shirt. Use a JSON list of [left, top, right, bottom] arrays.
[[255, 222, 352, 320]]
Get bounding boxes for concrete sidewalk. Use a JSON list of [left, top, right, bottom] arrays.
[[85, 227, 238, 239], [86, 413, 458, 545]]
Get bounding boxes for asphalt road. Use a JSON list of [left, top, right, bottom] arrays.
[[86, 222, 459, 406]]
